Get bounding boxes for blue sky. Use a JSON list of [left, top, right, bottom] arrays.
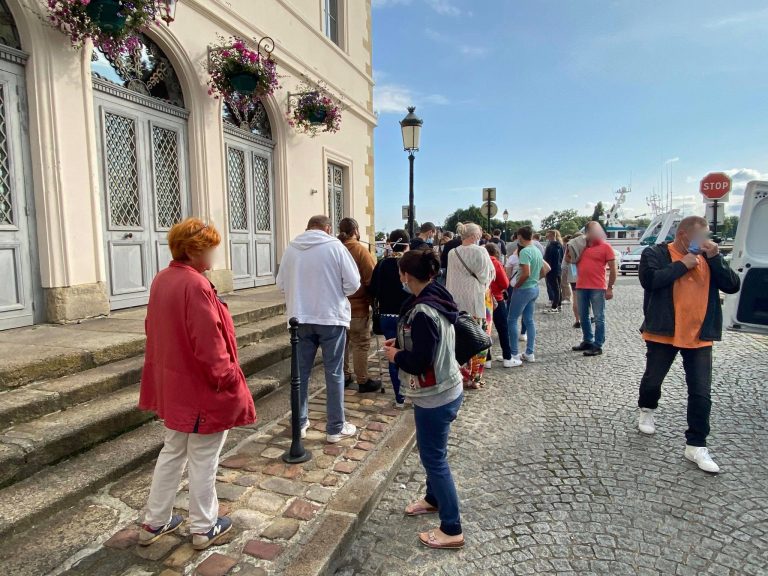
[[370, 0, 768, 231]]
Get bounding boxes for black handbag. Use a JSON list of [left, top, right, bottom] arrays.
[[454, 311, 492, 365]]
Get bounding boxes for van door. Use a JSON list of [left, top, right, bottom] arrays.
[[723, 180, 768, 335]]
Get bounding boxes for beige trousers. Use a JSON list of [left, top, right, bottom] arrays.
[[344, 315, 372, 384]]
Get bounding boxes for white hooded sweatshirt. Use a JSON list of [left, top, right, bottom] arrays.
[[276, 229, 361, 327]]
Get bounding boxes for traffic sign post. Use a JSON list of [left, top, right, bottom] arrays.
[[700, 172, 732, 243], [482, 188, 497, 232]]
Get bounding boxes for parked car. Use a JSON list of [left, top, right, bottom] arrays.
[[619, 246, 648, 275]]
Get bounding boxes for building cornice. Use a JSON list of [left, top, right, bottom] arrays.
[[92, 78, 190, 119], [0, 44, 28, 65]]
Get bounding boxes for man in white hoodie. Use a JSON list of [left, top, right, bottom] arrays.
[[276, 215, 361, 443]]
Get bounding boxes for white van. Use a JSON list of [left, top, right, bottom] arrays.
[[723, 180, 768, 335]]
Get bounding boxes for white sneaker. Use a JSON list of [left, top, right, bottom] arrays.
[[685, 445, 720, 473], [562, 299, 571, 304], [327, 422, 357, 444], [300, 421, 310, 439], [495, 355, 504, 362], [503, 355, 523, 368], [519, 334, 528, 342], [485, 360, 492, 369], [521, 353, 535, 363], [638, 409, 655, 435]]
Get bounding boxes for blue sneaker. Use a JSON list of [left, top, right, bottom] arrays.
[[139, 514, 184, 546], [192, 516, 232, 550]]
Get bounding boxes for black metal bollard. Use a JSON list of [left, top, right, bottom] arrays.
[[282, 317, 311, 464]]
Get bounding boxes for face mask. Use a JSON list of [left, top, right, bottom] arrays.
[[426, 238, 433, 245], [402, 281, 413, 294]]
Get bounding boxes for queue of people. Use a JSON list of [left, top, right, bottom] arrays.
[[134, 212, 736, 554]]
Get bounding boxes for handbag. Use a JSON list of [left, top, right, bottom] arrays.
[[454, 312, 492, 365]]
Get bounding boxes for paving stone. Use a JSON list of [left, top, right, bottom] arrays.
[[159, 570, 182, 576], [344, 448, 367, 461], [231, 567, 267, 576], [323, 445, 344, 456], [104, 527, 140, 550], [260, 447, 285, 459], [230, 509, 270, 530], [321, 474, 339, 487], [260, 518, 300, 540], [247, 490, 287, 514], [354, 441, 375, 451], [219, 454, 251, 469], [365, 421, 387, 432], [333, 461, 357, 474], [282, 464, 304, 479], [194, 553, 237, 576], [243, 539, 284, 561], [259, 477, 305, 497], [359, 430, 382, 442], [283, 498, 320, 521], [302, 469, 328, 483], [305, 485, 333, 504], [163, 543, 196, 568], [134, 534, 181, 561], [262, 462, 285, 476], [215, 482, 248, 501], [314, 455, 336, 469], [233, 474, 260, 487]]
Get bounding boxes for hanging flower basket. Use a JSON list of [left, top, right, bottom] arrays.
[[207, 36, 279, 100], [47, 0, 174, 59], [288, 86, 342, 136]]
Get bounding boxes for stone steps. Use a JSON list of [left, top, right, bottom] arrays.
[[0, 356, 301, 541], [0, 322, 292, 489], [0, 300, 286, 390]]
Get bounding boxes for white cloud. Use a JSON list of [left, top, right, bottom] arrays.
[[372, 0, 412, 8], [425, 0, 461, 16], [373, 83, 449, 114], [705, 8, 768, 29], [459, 45, 489, 57]]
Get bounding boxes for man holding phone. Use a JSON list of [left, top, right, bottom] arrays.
[[636, 216, 740, 473]]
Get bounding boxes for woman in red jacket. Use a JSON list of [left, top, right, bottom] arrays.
[[484, 243, 514, 367], [138, 218, 256, 550]]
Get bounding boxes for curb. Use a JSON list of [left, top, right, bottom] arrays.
[[280, 411, 416, 576]]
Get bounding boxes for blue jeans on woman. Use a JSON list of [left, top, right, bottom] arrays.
[[379, 315, 404, 404], [507, 286, 539, 356], [414, 393, 464, 536]]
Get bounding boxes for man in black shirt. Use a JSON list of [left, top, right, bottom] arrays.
[[488, 229, 507, 259], [410, 222, 437, 251]]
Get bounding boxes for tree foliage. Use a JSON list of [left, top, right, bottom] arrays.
[[720, 215, 739, 239], [443, 206, 531, 236], [375, 231, 386, 241], [559, 220, 580, 236]]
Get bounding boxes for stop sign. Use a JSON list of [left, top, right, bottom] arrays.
[[700, 172, 732, 201]]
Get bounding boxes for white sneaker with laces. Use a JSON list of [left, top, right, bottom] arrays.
[[519, 334, 528, 342], [521, 353, 535, 363], [495, 355, 504, 362], [685, 445, 720, 473], [327, 422, 357, 444], [503, 357, 523, 368], [300, 421, 310, 439], [638, 409, 655, 435]]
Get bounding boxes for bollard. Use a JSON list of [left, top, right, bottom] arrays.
[[283, 317, 311, 464]]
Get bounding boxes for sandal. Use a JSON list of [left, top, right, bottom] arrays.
[[405, 500, 438, 516], [418, 529, 465, 549]]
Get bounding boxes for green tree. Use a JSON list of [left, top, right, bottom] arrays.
[[375, 231, 386, 241], [590, 201, 606, 225], [559, 220, 580, 236], [540, 209, 580, 231], [720, 215, 739, 239]]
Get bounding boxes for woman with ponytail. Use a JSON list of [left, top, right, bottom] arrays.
[[383, 249, 465, 550]]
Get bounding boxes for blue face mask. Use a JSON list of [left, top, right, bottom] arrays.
[[426, 238, 433, 245], [402, 281, 413, 294]]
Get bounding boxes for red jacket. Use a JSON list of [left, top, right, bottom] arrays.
[[489, 257, 510, 301], [139, 261, 256, 434]]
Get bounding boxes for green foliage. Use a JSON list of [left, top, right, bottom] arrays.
[[720, 215, 739, 239], [590, 201, 606, 226], [559, 220, 580, 236], [375, 231, 386, 241], [443, 206, 532, 235]]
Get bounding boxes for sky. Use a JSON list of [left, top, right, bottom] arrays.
[[370, 0, 768, 232]]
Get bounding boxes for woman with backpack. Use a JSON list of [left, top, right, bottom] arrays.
[[382, 249, 465, 550]]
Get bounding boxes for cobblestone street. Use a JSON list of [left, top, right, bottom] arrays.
[[335, 277, 768, 576]]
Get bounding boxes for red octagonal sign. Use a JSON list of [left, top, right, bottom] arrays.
[[700, 172, 732, 200]]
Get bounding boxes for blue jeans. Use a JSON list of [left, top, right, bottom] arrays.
[[507, 286, 538, 356], [414, 394, 464, 536], [578, 289, 606, 348], [379, 315, 404, 404], [297, 324, 346, 435]]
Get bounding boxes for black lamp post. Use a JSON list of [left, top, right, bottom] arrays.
[[400, 107, 423, 239], [502, 209, 509, 241]]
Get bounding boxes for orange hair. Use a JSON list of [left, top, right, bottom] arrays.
[[168, 218, 221, 260]]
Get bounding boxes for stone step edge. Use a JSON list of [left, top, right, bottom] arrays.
[[0, 336, 294, 489], [0, 354, 306, 540], [0, 314, 290, 430], [0, 301, 287, 390]]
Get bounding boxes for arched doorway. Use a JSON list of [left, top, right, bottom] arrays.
[[223, 100, 277, 288], [0, 0, 38, 330], [91, 33, 190, 309]]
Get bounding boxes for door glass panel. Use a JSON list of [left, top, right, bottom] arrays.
[[252, 154, 271, 231], [227, 148, 247, 231], [152, 125, 182, 230], [104, 112, 141, 228], [327, 163, 344, 232], [0, 84, 13, 226], [0, 245, 20, 307], [0, 0, 21, 50]]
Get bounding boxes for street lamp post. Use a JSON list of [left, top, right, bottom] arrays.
[[502, 209, 509, 241], [400, 107, 423, 239]]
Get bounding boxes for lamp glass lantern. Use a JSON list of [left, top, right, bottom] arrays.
[[400, 106, 423, 151], [502, 209, 509, 222]]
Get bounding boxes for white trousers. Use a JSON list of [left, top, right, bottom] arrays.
[[143, 427, 228, 534]]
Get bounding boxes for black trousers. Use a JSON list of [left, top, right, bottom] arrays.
[[638, 341, 713, 447], [545, 272, 562, 309]]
